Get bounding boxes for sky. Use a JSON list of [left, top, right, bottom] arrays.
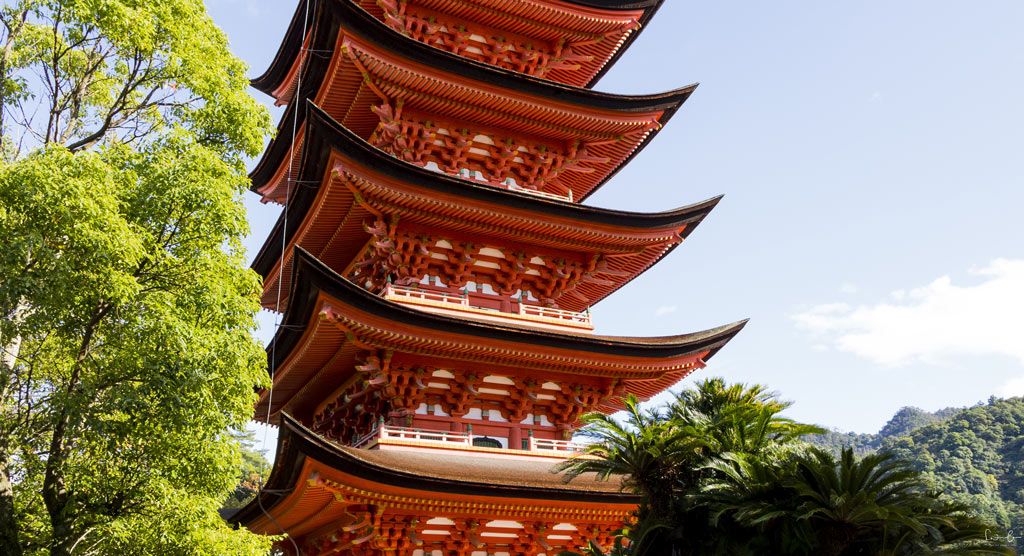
[[205, 0, 1024, 436]]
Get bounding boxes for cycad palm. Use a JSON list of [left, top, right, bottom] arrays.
[[790, 448, 1011, 555], [557, 379, 1010, 555], [702, 447, 1013, 555], [558, 379, 819, 554], [555, 395, 703, 515], [671, 378, 823, 456], [698, 450, 808, 553]]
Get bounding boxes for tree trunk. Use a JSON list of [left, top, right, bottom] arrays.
[[0, 303, 27, 555], [0, 454, 22, 556], [44, 305, 106, 556], [43, 407, 74, 556]]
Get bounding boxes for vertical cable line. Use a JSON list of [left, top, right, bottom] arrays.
[[256, 0, 311, 552]]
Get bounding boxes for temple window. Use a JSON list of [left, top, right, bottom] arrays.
[[471, 436, 503, 449]]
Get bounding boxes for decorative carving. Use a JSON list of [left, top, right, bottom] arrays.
[[348, 216, 432, 292], [548, 380, 622, 428], [382, 365, 430, 415], [379, 365, 620, 428], [371, 514, 423, 552], [311, 351, 392, 444], [309, 357, 621, 448], [303, 504, 384, 555], [375, 1, 598, 79], [511, 521, 559, 555], [369, 103, 609, 194], [441, 370, 479, 417], [345, 215, 603, 309], [299, 475, 635, 553], [446, 518, 485, 552]]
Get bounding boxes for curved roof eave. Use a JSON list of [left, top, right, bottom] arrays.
[[252, 0, 668, 92], [247, 0, 696, 197], [228, 413, 641, 526], [251, 101, 721, 278], [582, 0, 667, 86], [266, 247, 747, 370]]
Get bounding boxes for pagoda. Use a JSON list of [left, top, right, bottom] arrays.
[[233, 0, 745, 554]]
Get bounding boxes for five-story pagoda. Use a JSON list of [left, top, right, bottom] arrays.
[[233, 0, 746, 554]]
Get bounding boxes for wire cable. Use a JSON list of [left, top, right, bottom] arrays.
[[256, 0, 313, 553]]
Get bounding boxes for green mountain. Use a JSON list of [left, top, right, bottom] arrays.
[[809, 398, 1024, 551], [808, 405, 956, 455]]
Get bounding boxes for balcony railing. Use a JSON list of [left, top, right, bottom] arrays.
[[381, 425, 472, 446], [383, 284, 592, 328], [384, 285, 468, 307], [529, 437, 588, 453], [505, 181, 573, 202], [354, 424, 585, 455], [519, 303, 592, 326], [444, 162, 574, 203]]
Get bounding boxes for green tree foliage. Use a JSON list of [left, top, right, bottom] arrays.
[[559, 379, 1012, 556], [808, 398, 1024, 552], [807, 405, 957, 456], [0, 1, 274, 554], [704, 448, 1010, 555], [879, 406, 947, 438], [221, 429, 271, 511], [881, 398, 1024, 553], [557, 378, 823, 554]]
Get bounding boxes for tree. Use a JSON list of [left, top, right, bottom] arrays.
[[809, 398, 1024, 552], [222, 429, 271, 511], [560, 379, 1010, 555], [668, 378, 821, 457], [558, 378, 821, 555], [0, 1, 273, 554], [702, 447, 1013, 555], [556, 395, 701, 520], [881, 397, 1024, 553]]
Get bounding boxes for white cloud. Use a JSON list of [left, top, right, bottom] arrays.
[[791, 303, 850, 331], [655, 305, 678, 317], [1000, 376, 1024, 398], [792, 259, 1024, 367]]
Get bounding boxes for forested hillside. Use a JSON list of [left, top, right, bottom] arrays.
[[810, 398, 1024, 551], [808, 405, 958, 454]]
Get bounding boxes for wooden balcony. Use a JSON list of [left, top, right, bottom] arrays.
[[354, 424, 587, 456], [382, 284, 594, 332]]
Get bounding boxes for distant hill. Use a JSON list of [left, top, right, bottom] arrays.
[[807, 405, 959, 455], [808, 398, 1024, 552]]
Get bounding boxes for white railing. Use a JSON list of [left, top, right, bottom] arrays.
[[352, 424, 380, 449], [506, 182, 573, 202], [529, 437, 587, 453], [379, 425, 472, 446], [384, 285, 470, 307], [384, 284, 592, 327], [518, 304, 591, 325], [451, 167, 573, 202], [419, 158, 577, 202], [357, 424, 585, 454]]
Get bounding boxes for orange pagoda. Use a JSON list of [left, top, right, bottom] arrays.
[[232, 0, 745, 553]]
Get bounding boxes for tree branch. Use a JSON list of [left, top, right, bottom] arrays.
[[42, 300, 112, 555], [0, 5, 30, 144], [64, 50, 153, 151]]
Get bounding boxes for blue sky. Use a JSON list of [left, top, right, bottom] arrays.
[[207, 0, 1024, 435]]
